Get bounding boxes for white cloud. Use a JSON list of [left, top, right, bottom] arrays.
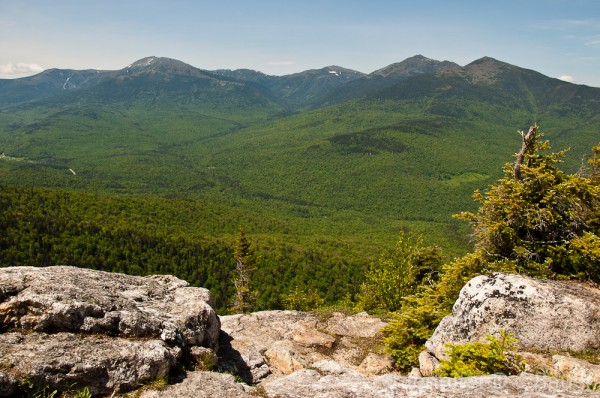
[[0, 62, 44, 78], [558, 75, 575, 83], [585, 39, 600, 47], [267, 60, 295, 66]]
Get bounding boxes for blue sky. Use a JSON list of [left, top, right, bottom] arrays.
[[1, 0, 599, 87]]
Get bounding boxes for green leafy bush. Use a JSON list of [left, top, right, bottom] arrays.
[[282, 286, 325, 311], [356, 232, 442, 313], [382, 251, 486, 371], [435, 330, 524, 377], [455, 130, 600, 281]]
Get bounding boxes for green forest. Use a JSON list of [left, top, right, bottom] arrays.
[[0, 186, 381, 312]]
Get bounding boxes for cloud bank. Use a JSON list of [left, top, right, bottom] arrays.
[[558, 75, 575, 83], [0, 62, 44, 78]]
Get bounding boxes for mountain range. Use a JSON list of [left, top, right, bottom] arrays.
[[1, 54, 599, 255]]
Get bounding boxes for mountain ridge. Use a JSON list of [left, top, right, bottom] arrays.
[[2, 54, 595, 111]]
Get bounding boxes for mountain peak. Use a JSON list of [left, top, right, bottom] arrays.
[[467, 56, 511, 68], [370, 55, 460, 78], [119, 56, 209, 79], [462, 56, 514, 84], [123, 56, 199, 73], [128, 56, 160, 68]]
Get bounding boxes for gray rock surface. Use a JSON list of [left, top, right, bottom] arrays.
[[552, 355, 600, 386], [261, 363, 599, 398], [0, 332, 180, 396], [3, 267, 598, 397], [0, 266, 219, 395], [425, 273, 600, 361], [140, 371, 254, 398], [0, 266, 219, 349], [218, 310, 391, 384]]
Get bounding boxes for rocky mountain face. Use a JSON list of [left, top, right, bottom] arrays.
[[1, 267, 599, 397]]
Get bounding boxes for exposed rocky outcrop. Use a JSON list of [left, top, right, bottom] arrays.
[[260, 360, 599, 398], [425, 273, 600, 360], [0, 332, 180, 395], [2, 267, 599, 397], [0, 266, 219, 396], [131, 363, 599, 398], [419, 272, 600, 386], [218, 310, 392, 384]]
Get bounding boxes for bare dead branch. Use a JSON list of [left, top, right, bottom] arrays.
[[514, 125, 537, 180]]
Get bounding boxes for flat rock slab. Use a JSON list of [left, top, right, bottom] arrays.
[[262, 362, 599, 398], [140, 371, 254, 398], [0, 266, 219, 349], [0, 332, 180, 396]]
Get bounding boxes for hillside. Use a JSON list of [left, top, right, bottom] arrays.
[[211, 65, 364, 109], [0, 55, 599, 310]]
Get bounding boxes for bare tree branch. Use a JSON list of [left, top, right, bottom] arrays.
[[514, 125, 537, 180]]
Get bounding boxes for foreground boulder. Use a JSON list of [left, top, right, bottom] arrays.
[[426, 273, 600, 360], [0, 332, 180, 396], [0, 266, 219, 396], [420, 272, 600, 385]]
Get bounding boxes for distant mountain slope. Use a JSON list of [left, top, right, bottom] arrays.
[[0, 56, 286, 115], [311, 55, 461, 107], [211, 66, 365, 109], [370, 56, 600, 137], [0, 68, 103, 107]]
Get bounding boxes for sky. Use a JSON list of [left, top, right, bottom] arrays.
[[1, 0, 599, 87]]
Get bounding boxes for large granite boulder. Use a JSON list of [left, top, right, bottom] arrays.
[[0, 266, 220, 396], [425, 273, 600, 361], [0, 332, 180, 396], [417, 272, 600, 386]]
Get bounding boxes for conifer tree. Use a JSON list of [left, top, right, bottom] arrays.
[[231, 227, 255, 313], [455, 126, 600, 279]]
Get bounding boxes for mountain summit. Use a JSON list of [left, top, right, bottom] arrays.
[[121, 56, 207, 78], [370, 55, 460, 78]]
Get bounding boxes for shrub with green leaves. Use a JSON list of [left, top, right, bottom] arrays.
[[435, 330, 525, 377], [382, 251, 486, 371], [282, 286, 325, 311], [455, 129, 600, 281], [356, 231, 443, 313]]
